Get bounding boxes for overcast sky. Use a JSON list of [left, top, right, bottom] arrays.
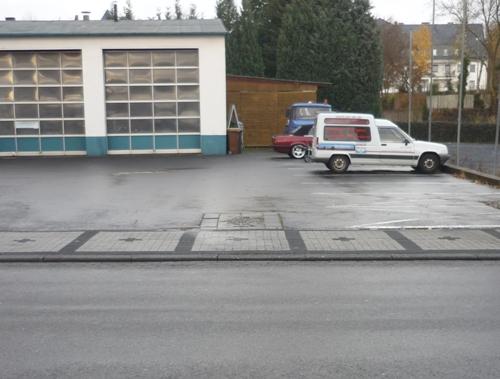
[[0, 0, 452, 24]]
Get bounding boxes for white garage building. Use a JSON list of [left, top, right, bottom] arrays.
[[0, 19, 227, 156]]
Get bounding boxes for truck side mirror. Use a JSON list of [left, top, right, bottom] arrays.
[[404, 139, 410, 146]]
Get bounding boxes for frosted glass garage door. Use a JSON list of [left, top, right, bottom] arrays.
[[0, 51, 86, 154], [104, 50, 200, 153]]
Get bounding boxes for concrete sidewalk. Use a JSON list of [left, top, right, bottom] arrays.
[[1, 227, 499, 262]]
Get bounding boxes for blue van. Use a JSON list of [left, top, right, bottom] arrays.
[[284, 102, 332, 134]]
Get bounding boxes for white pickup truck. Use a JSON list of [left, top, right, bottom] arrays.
[[311, 113, 449, 174]]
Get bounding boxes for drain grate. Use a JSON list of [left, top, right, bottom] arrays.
[[200, 212, 283, 230]]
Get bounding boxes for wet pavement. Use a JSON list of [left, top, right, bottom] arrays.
[[0, 150, 499, 232]]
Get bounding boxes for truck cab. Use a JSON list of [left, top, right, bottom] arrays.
[[311, 113, 449, 174], [285, 102, 332, 135]]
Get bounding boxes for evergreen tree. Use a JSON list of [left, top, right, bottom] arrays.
[[234, 0, 265, 76], [277, 0, 382, 114], [256, 0, 293, 77], [216, 0, 240, 74]]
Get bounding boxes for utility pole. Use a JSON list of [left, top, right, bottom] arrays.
[[456, 0, 467, 166], [428, 0, 435, 141], [494, 80, 499, 176], [409, 31, 413, 135]]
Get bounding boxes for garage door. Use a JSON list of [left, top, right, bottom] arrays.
[[0, 51, 86, 155], [104, 50, 201, 154]]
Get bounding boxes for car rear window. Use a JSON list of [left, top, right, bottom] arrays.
[[324, 126, 371, 142]]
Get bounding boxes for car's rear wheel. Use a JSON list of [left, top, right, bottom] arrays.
[[418, 153, 440, 174], [327, 155, 350, 173], [290, 144, 307, 159]]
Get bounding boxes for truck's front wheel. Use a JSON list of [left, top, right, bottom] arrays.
[[327, 155, 350, 173], [418, 153, 440, 174]]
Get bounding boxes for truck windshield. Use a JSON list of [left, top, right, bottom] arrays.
[[293, 107, 329, 120]]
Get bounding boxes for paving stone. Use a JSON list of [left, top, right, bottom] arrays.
[[192, 231, 290, 251], [0, 232, 82, 253], [300, 231, 404, 251], [401, 230, 500, 251], [78, 231, 184, 252]]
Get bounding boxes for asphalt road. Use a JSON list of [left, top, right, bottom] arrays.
[[0, 150, 498, 231], [1, 262, 500, 378]]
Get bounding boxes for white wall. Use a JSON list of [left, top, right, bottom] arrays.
[[0, 35, 227, 138]]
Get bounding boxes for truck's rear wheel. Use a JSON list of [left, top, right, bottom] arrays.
[[418, 153, 440, 174], [327, 155, 350, 173]]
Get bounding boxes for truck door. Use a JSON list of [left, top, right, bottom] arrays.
[[377, 127, 416, 165]]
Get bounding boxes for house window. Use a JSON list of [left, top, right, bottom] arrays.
[[469, 81, 476, 90], [470, 64, 476, 73], [445, 64, 451, 76], [433, 49, 437, 56], [432, 64, 439, 74], [443, 49, 449, 56]]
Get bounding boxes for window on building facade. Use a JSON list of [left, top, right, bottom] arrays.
[[443, 49, 449, 56], [470, 64, 476, 73], [0, 51, 85, 141], [432, 64, 439, 74], [104, 49, 200, 147], [433, 49, 437, 56], [469, 80, 476, 90], [445, 64, 451, 76]]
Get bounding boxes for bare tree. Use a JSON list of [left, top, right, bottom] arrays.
[[188, 4, 198, 19], [175, 0, 184, 20], [380, 20, 408, 92], [439, 0, 500, 110]]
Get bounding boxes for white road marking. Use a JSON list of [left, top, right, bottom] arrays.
[[349, 224, 500, 230], [352, 219, 421, 228], [313, 192, 498, 196]]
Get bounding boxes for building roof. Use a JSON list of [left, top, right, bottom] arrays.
[[399, 23, 485, 59], [0, 19, 226, 38], [227, 74, 331, 87]]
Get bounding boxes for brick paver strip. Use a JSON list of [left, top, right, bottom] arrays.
[[401, 230, 500, 251], [284, 230, 307, 252], [192, 231, 290, 251], [384, 230, 422, 251], [77, 231, 184, 252], [58, 231, 99, 254], [0, 232, 83, 253], [300, 231, 404, 251]]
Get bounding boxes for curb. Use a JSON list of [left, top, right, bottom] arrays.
[[444, 163, 500, 188], [1, 251, 499, 263]]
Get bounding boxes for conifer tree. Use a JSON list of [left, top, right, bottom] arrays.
[[216, 0, 240, 74], [234, 0, 265, 76]]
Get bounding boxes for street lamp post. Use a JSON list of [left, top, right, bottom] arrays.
[[456, 0, 467, 166], [494, 81, 500, 176], [409, 31, 413, 135], [428, 0, 435, 141]]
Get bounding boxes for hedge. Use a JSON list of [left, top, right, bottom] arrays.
[[396, 122, 498, 144]]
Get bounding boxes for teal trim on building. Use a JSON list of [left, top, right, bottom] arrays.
[[0, 138, 16, 152], [41, 137, 63, 151], [179, 135, 201, 149], [201, 135, 227, 155], [86, 137, 108, 156], [65, 137, 86, 151], [155, 135, 177, 150], [131, 135, 153, 150], [17, 137, 39, 152], [108, 136, 130, 151]]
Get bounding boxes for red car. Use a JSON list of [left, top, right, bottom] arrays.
[[272, 125, 313, 159]]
